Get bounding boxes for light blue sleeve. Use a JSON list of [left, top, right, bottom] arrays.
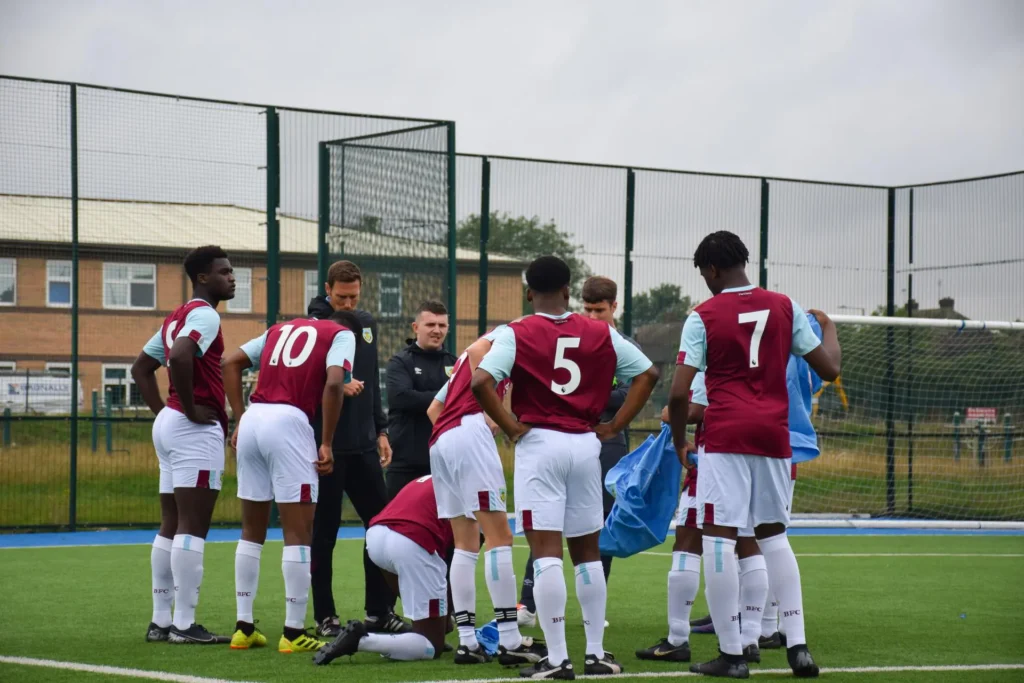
[[142, 329, 165, 364], [609, 326, 653, 383], [790, 300, 822, 357], [178, 306, 221, 357], [477, 326, 516, 383], [679, 312, 707, 371], [482, 324, 507, 343], [240, 331, 268, 369], [434, 381, 449, 405], [326, 330, 356, 383], [690, 371, 708, 407]]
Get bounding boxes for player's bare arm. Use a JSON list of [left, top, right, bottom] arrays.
[[668, 364, 699, 469], [426, 399, 444, 424], [318, 365, 346, 475], [168, 336, 218, 425], [471, 368, 528, 441], [131, 351, 165, 415], [221, 348, 253, 448], [594, 365, 659, 441], [804, 309, 842, 381], [661, 402, 703, 424]]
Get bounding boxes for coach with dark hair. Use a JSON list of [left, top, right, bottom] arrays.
[[384, 300, 457, 499]]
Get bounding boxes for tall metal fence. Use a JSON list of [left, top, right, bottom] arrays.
[[1, 75, 1021, 528]]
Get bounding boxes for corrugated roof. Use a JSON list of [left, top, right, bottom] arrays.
[[0, 194, 523, 265]]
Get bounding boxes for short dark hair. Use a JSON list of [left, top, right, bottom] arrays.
[[416, 300, 448, 317], [327, 260, 362, 286], [582, 276, 617, 304], [184, 245, 228, 285], [330, 309, 364, 343], [693, 231, 749, 271], [525, 256, 571, 294]]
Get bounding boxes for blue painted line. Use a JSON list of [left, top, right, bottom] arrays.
[[1, 521, 1022, 549]]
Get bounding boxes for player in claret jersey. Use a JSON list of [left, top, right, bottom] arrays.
[[668, 231, 841, 679], [314, 475, 454, 665], [130, 246, 236, 645], [220, 310, 361, 654], [472, 256, 659, 680], [425, 325, 545, 667]]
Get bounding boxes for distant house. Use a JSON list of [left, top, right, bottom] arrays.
[[0, 194, 527, 410]]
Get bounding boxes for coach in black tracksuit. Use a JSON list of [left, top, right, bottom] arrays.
[[384, 300, 457, 499], [307, 261, 403, 638]]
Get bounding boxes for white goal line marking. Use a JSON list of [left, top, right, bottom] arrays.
[[0, 656, 259, 683], [506, 544, 1023, 559], [413, 663, 1024, 683]]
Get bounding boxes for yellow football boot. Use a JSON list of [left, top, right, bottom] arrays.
[[279, 630, 326, 654], [229, 625, 267, 650]]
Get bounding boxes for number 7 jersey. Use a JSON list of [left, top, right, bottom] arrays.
[[678, 285, 821, 458], [241, 318, 357, 421]]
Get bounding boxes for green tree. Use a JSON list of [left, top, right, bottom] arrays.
[[631, 283, 693, 327], [456, 212, 592, 307]]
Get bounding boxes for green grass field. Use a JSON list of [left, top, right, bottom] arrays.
[[0, 534, 1022, 682]]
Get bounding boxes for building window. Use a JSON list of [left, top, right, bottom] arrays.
[[102, 364, 143, 407], [305, 270, 321, 304], [227, 267, 252, 313], [46, 260, 73, 307], [45, 362, 72, 376], [378, 273, 402, 318], [103, 263, 156, 310], [0, 361, 16, 373], [0, 258, 15, 306]]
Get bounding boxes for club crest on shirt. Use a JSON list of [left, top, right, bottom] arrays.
[[362, 328, 374, 344], [445, 365, 454, 377], [498, 488, 507, 505]]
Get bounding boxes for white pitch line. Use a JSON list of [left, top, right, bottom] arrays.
[[0, 656, 260, 683], [413, 663, 1024, 683], [631, 550, 1024, 558]]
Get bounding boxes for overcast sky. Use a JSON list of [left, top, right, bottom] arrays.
[[1, 0, 1021, 185]]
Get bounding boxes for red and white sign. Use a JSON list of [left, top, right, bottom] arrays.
[[965, 407, 997, 424]]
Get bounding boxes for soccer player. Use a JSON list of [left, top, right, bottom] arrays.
[[472, 256, 659, 679], [314, 475, 455, 665], [220, 310, 360, 653], [668, 231, 840, 678], [130, 245, 236, 644], [425, 325, 546, 666]]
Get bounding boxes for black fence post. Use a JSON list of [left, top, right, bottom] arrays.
[[884, 187, 896, 516], [759, 179, 769, 288], [69, 83, 80, 532], [623, 169, 635, 337], [317, 142, 330, 290], [478, 157, 490, 338], [445, 122, 457, 353], [266, 107, 281, 328], [906, 188, 915, 514]]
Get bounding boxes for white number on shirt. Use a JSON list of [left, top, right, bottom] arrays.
[[551, 337, 582, 395], [268, 324, 317, 368], [164, 320, 179, 351], [738, 310, 770, 368]]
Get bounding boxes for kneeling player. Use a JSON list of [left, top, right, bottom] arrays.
[[426, 326, 546, 666], [222, 310, 359, 653], [314, 475, 453, 665]]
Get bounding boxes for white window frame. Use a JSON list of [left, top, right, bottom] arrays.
[[305, 270, 321, 305], [0, 257, 16, 306], [45, 362, 72, 376], [0, 361, 16, 372], [46, 260, 73, 308], [378, 272, 402, 319], [101, 363, 141, 408], [226, 266, 252, 313], [102, 263, 156, 311]]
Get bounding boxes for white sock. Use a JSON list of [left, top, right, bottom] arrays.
[[485, 546, 523, 650], [360, 632, 436, 660], [151, 535, 174, 628], [451, 549, 480, 649], [282, 545, 311, 630], [667, 551, 700, 646], [702, 535, 741, 656], [758, 533, 806, 646], [575, 561, 607, 658], [234, 540, 263, 624], [738, 555, 769, 648], [762, 589, 780, 638], [533, 557, 568, 664], [170, 535, 205, 630]]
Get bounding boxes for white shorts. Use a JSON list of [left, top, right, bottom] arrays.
[[697, 452, 792, 530], [514, 427, 602, 538], [430, 413, 507, 520], [674, 448, 755, 536], [152, 407, 225, 494], [236, 403, 318, 504], [366, 525, 448, 621]]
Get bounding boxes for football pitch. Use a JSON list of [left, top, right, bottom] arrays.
[[1, 532, 1022, 682]]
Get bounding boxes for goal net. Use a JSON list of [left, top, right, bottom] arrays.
[[795, 314, 1024, 523]]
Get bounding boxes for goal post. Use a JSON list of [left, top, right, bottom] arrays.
[[796, 314, 1024, 526]]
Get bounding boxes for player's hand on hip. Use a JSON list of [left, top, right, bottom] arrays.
[[316, 444, 334, 475], [679, 440, 697, 470], [343, 379, 365, 397], [593, 422, 618, 442], [508, 421, 531, 444], [187, 405, 219, 426], [377, 434, 392, 468]]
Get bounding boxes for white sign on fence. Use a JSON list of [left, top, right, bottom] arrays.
[[0, 375, 84, 414], [965, 407, 998, 424]]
